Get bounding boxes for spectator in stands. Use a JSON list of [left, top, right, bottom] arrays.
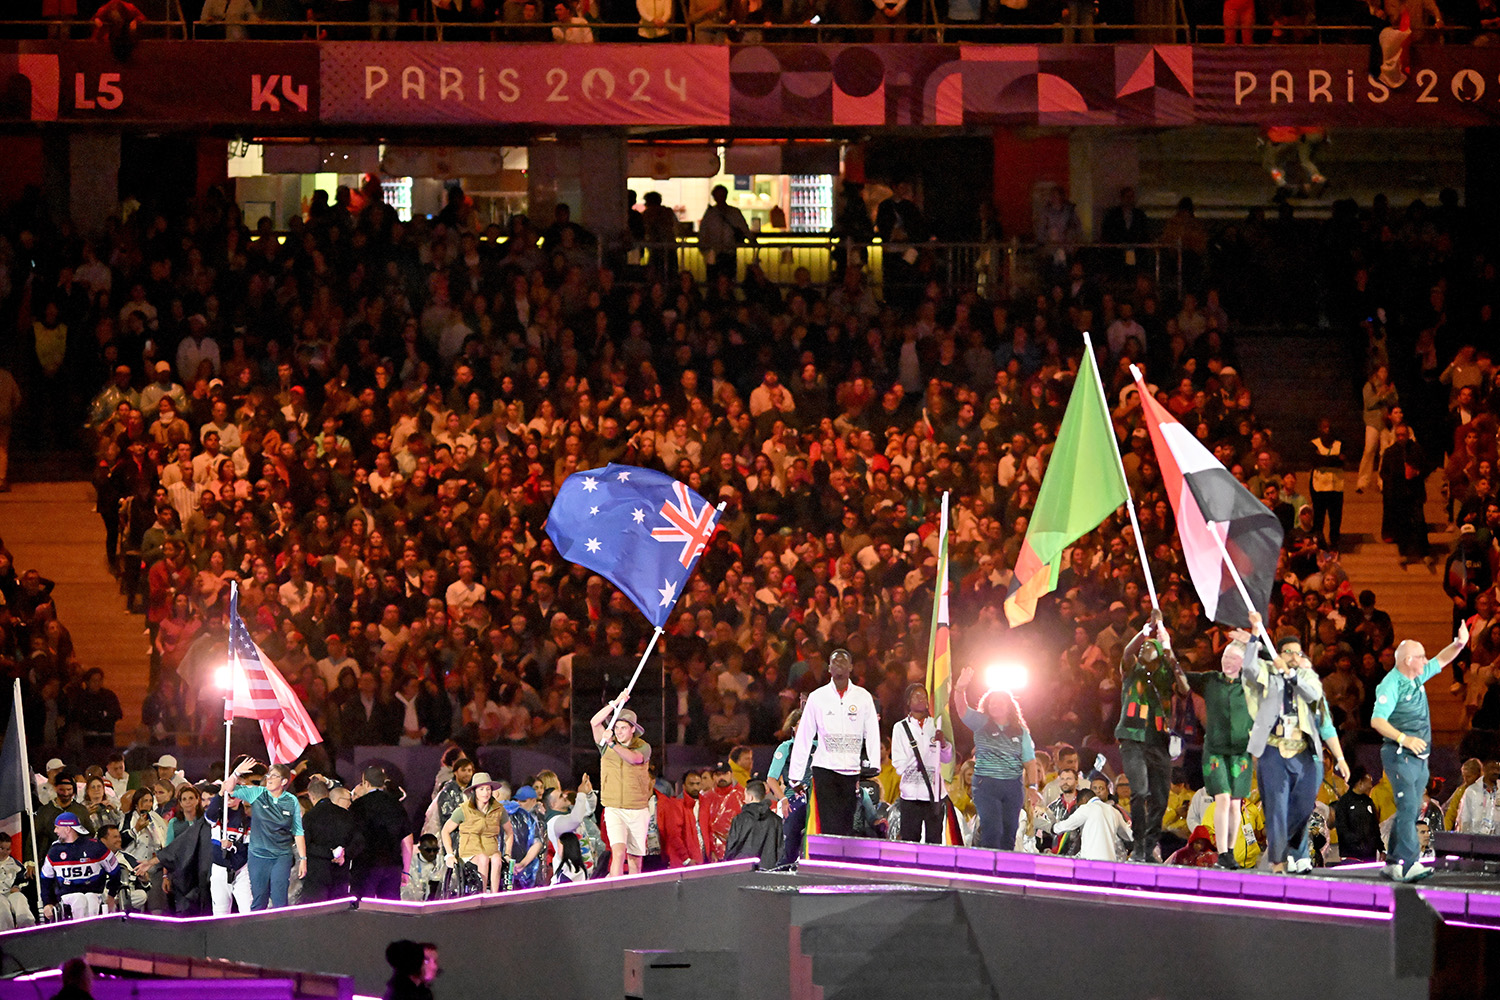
[[1050, 787, 1132, 862], [702, 759, 746, 862], [724, 778, 782, 867], [1382, 423, 1431, 566], [1455, 758, 1500, 834], [74, 668, 123, 749], [1331, 767, 1383, 861], [699, 185, 753, 284], [1360, 365, 1399, 492]]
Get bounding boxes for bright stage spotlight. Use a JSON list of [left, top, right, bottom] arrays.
[[983, 661, 1029, 692]]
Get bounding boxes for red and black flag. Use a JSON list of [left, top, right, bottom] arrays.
[[1131, 370, 1284, 627]]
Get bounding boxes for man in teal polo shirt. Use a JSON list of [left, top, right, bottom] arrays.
[[1371, 621, 1469, 883], [221, 757, 307, 909]]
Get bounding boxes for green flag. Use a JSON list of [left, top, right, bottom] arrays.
[[1003, 347, 1130, 626]]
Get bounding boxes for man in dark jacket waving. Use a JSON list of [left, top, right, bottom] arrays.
[[724, 779, 782, 868]]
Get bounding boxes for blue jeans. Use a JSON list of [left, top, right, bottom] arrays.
[[1382, 742, 1428, 870], [780, 790, 807, 866], [249, 853, 294, 910], [1257, 748, 1321, 866], [973, 774, 1022, 851]]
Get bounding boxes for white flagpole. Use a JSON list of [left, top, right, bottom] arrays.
[[606, 500, 728, 732], [223, 584, 237, 805], [12, 680, 41, 917], [931, 490, 950, 748], [1125, 362, 1274, 649], [1087, 341, 1156, 612], [1206, 525, 1279, 652]]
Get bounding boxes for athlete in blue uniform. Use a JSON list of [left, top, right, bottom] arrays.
[[41, 812, 119, 921]]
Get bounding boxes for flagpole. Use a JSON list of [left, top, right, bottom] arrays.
[[1123, 366, 1276, 650], [929, 490, 950, 746], [1206, 524, 1279, 652], [223, 584, 236, 805], [606, 499, 729, 732], [1090, 336, 1159, 613], [12, 680, 41, 918]]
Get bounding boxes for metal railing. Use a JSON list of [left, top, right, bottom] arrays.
[[0, 17, 1483, 44], [631, 237, 1183, 301]]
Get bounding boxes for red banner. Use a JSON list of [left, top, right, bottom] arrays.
[[2, 41, 321, 124], [319, 43, 729, 126], [1195, 45, 1500, 126], [7, 41, 1500, 128]]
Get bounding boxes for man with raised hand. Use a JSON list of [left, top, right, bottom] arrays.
[[1372, 621, 1470, 882]]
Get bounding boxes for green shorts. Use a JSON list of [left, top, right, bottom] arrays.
[[1204, 752, 1253, 799]]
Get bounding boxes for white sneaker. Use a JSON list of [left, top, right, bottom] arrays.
[[1397, 861, 1434, 883], [1380, 863, 1401, 880], [1291, 857, 1313, 874]]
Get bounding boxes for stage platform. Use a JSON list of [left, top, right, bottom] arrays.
[[0, 844, 1495, 1000], [803, 834, 1500, 930]]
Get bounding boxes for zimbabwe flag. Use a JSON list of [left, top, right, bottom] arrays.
[[925, 492, 953, 787], [1004, 347, 1130, 626]]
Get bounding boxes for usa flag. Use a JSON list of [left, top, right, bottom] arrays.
[[545, 463, 720, 628], [226, 582, 323, 764]]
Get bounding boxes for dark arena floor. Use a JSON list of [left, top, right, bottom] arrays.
[[1, 837, 1497, 1000]]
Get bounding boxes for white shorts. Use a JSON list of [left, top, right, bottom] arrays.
[[604, 806, 650, 857], [60, 891, 103, 920]]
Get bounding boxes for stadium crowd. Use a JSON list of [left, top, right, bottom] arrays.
[[0, 165, 1498, 912], [0, 0, 1489, 46]]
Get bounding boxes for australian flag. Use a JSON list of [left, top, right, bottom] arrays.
[[546, 464, 720, 629]]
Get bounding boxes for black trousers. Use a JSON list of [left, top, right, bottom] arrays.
[[301, 857, 346, 903], [811, 766, 858, 837], [1120, 740, 1172, 859], [351, 864, 402, 900], [899, 798, 944, 844], [1311, 488, 1343, 550]]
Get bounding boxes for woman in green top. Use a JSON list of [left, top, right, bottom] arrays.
[[955, 665, 1038, 852], [1185, 634, 1258, 870]]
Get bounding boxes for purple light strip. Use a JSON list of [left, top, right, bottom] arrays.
[[796, 860, 1391, 924], [0, 861, 761, 933]]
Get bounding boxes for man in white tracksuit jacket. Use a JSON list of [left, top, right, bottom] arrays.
[[789, 649, 881, 837]]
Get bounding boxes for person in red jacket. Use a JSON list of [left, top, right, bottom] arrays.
[[656, 770, 713, 867], [700, 760, 746, 862]]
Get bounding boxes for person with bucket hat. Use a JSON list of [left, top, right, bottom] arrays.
[[503, 786, 545, 889], [591, 693, 652, 877], [40, 812, 119, 921], [440, 771, 513, 893]]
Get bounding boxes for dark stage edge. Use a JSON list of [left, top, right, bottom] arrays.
[[0, 852, 1493, 1000]]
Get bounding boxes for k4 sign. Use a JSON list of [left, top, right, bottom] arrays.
[[0, 42, 319, 124]]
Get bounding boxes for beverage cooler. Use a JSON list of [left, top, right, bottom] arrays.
[[788, 175, 833, 233]]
